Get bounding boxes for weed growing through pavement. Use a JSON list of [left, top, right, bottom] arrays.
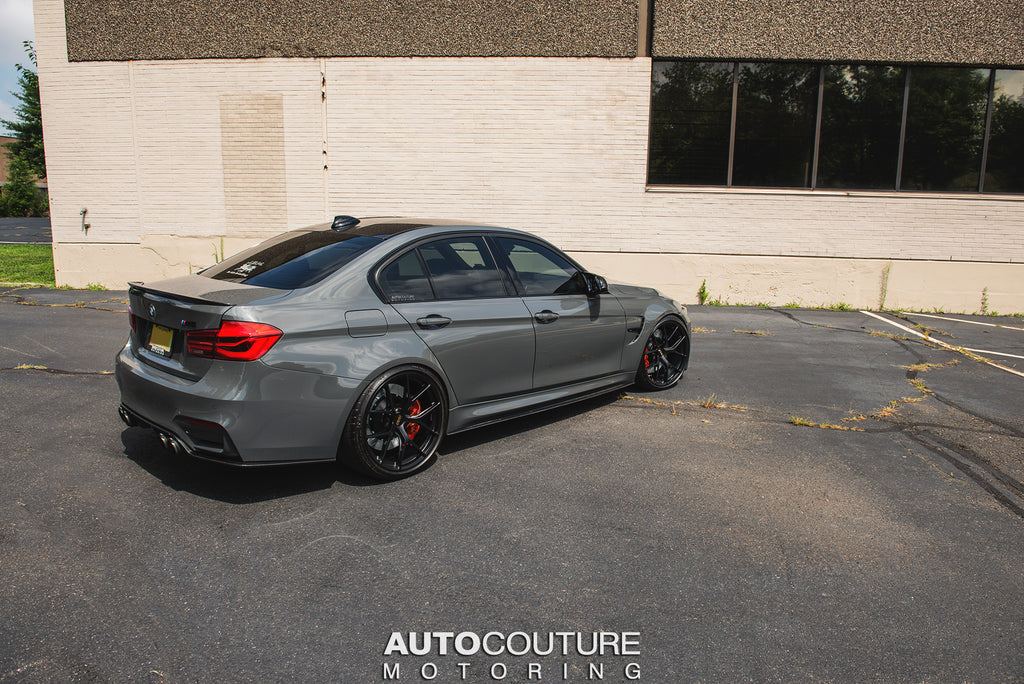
[[907, 378, 933, 394], [911, 323, 954, 338], [900, 360, 959, 373], [789, 416, 865, 431], [697, 279, 709, 305], [621, 394, 746, 413]]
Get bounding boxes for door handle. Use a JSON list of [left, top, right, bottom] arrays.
[[416, 315, 452, 330], [534, 310, 559, 324]]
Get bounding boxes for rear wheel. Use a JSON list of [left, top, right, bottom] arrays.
[[342, 366, 447, 480], [635, 317, 688, 390]]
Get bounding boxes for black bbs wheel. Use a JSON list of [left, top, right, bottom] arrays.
[[342, 366, 447, 480], [635, 317, 688, 390]]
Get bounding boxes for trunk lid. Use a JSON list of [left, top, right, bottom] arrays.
[[128, 275, 288, 380]]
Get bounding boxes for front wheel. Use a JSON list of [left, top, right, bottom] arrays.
[[634, 317, 688, 390], [341, 366, 447, 480]]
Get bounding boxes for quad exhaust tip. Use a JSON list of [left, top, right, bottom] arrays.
[[157, 432, 183, 455], [118, 406, 134, 426], [120, 406, 186, 456]]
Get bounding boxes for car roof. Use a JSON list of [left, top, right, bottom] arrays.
[[304, 216, 489, 238], [303, 216, 546, 243]]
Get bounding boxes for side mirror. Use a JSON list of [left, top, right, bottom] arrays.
[[582, 272, 608, 297]]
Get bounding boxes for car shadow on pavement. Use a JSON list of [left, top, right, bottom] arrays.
[[120, 428, 382, 504], [119, 390, 626, 502]]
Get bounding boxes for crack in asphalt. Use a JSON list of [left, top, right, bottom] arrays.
[[901, 428, 1024, 520], [0, 365, 114, 377], [0, 289, 127, 313], [711, 309, 1024, 519]]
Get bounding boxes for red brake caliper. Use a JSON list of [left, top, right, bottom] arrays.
[[405, 400, 422, 440]]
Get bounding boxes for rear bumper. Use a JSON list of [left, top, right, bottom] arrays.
[[115, 342, 362, 464]]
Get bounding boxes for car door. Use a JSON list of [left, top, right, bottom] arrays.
[[491, 236, 626, 390], [378, 235, 536, 405]]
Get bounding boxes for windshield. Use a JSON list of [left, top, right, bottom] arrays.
[[202, 232, 383, 289]]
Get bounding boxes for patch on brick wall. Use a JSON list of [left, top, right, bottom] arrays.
[[220, 95, 287, 235], [64, 0, 638, 60]]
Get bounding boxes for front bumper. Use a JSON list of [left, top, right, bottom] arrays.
[[115, 342, 362, 465]]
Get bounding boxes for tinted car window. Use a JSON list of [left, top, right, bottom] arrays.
[[494, 237, 585, 296], [379, 251, 434, 303], [418, 237, 507, 300], [203, 231, 382, 289]]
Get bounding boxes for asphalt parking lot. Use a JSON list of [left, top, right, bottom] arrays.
[[0, 219, 52, 245], [2, 286, 1023, 682]]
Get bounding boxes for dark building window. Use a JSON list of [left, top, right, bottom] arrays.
[[649, 60, 1024, 195], [901, 68, 989, 191], [648, 61, 733, 186], [733, 63, 819, 188], [817, 65, 905, 190], [986, 70, 1024, 193]]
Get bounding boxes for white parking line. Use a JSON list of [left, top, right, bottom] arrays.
[[908, 312, 1024, 332], [861, 310, 1024, 379], [962, 348, 1024, 361]]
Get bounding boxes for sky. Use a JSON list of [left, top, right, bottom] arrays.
[[0, 0, 35, 134]]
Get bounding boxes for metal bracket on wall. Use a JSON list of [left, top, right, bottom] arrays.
[[80, 207, 90, 233]]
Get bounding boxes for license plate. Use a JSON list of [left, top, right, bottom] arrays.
[[148, 324, 174, 356]]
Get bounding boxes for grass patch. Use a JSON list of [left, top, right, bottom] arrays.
[[0, 244, 55, 285]]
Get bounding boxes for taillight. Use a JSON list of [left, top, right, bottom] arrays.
[[128, 307, 138, 333], [186, 321, 282, 361]]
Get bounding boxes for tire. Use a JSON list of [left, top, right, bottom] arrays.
[[341, 365, 448, 480], [634, 317, 688, 390]]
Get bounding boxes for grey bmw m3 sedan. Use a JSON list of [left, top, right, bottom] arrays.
[[116, 217, 691, 480]]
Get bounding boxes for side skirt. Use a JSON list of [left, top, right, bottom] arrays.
[[446, 372, 635, 435]]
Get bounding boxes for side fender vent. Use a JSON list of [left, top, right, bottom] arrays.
[[626, 316, 645, 343]]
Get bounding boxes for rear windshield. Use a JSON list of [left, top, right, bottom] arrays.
[[202, 231, 383, 289]]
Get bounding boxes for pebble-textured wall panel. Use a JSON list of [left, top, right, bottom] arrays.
[[653, 0, 1024, 65], [64, 0, 638, 60]]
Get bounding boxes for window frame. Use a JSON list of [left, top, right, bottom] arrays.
[[648, 59, 1024, 196], [372, 232, 519, 304], [489, 235, 590, 298]]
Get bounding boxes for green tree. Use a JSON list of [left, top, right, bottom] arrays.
[[0, 155, 48, 217], [1, 41, 45, 178]]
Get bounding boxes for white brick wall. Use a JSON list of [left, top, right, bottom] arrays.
[[35, 0, 1024, 296]]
